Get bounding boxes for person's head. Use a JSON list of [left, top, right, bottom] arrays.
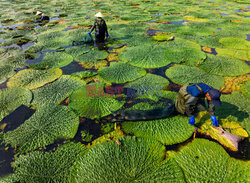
[[205, 88, 221, 106], [36, 11, 44, 17], [94, 12, 103, 19]]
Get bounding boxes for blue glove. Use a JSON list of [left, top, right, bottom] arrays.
[[189, 116, 195, 125], [88, 31, 91, 34], [211, 116, 219, 127], [106, 33, 109, 37]]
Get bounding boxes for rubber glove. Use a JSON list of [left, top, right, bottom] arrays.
[[189, 116, 195, 125], [106, 33, 109, 37], [88, 31, 91, 34], [211, 116, 219, 127]]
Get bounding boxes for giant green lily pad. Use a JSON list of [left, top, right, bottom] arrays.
[[2, 104, 79, 153], [170, 138, 250, 183], [241, 80, 250, 99], [98, 62, 146, 84], [219, 37, 250, 50], [32, 75, 86, 107], [70, 136, 186, 182], [65, 45, 91, 59], [12, 142, 85, 183], [0, 87, 32, 121], [125, 73, 170, 98], [165, 65, 224, 89], [7, 68, 62, 89], [199, 54, 249, 76], [119, 43, 171, 69], [29, 52, 73, 69], [216, 47, 250, 61], [122, 115, 194, 145], [0, 63, 16, 84], [75, 48, 108, 63], [68, 83, 125, 119]]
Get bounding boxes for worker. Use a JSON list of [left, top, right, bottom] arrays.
[[88, 12, 109, 43], [175, 83, 221, 127], [36, 11, 50, 23]]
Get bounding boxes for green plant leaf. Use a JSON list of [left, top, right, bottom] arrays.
[[29, 52, 73, 69], [71, 70, 97, 79], [68, 83, 125, 119], [75, 48, 108, 63], [170, 138, 250, 183], [125, 73, 170, 98], [98, 62, 146, 84], [32, 75, 86, 107], [241, 80, 250, 99], [0, 63, 16, 84], [165, 65, 224, 89], [7, 68, 62, 89], [199, 54, 249, 76], [65, 45, 91, 59], [12, 142, 86, 183], [0, 87, 32, 122], [219, 37, 250, 50], [122, 115, 194, 145], [70, 136, 185, 182], [2, 104, 79, 153]]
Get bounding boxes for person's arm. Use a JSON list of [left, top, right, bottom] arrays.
[[89, 20, 96, 33], [185, 96, 198, 117]]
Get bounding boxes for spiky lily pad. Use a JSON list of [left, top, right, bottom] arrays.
[[165, 47, 206, 66], [32, 75, 86, 107], [0, 63, 16, 84], [119, 44, 171, 69], [70, 136, 185, 182], [241, 80, 250, 99], [219, 37, 250, 50], [165, 65, 224, 89], [0, 87, 32, 121], [170, 138, 250, 183], [152, 32, 174, 42], [68, 83, 125, 119], [122, 115, 194, 145], [98, 62, 146, 84], [7, 68, 62, 89], [29, 52, 73, 69], [216, 47, 250, 61], [12, 142, 85, 183], [199, 54, 249, 76], [125, 73, 169, 99], [2, 104, 79, 153], [75, 48, 108, 63], [65, 45, 91, 59]]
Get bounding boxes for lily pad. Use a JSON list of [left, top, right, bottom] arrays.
[[241, 80, 250, 99], [122, 115, 194, 145], [75, 48, 108, 63], [170, 138, 250, 183], [68, 83, 125, 119], [0, 87, 32, 121], [2, 104, 79, 153], [12, 142, 85, 183], [219, 37, 250, 50], [165, 65, 224, 89], [71, 70, 97, 79], [216, 47, 250, 61], [7, 68, 62, 89], [29, 52, 73, 69], [98, 62, 146, 84], [0, 63, 16, 84], [199, 54, 249, 76], [32, 75, 86, 107], [125, 73, 170, 99], [70, 136, 186, 182], [65, 45, 91, 59]]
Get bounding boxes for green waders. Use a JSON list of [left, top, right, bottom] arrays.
[[175, 86, 191, 115]]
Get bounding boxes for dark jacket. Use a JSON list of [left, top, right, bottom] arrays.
[[90, 18, 108, 36], [175, 83, 215, 117]]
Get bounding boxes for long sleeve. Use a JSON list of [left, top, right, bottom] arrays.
[[90, 21, 96, 32], [103, 20, 108, 34], [185, 96, 198, 117], [207, 100, 215, 116]]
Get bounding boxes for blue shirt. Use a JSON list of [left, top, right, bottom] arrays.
[[186, 83, 211, 97]]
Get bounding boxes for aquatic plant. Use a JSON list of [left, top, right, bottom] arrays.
[[7, 68, 62, 89], [2, 104, 79, 153], [0, 87, 32, 121], [0, 64, 15, 84], [98, 62, 146, 84], [241, 80, 250, 99], [219, 37, 250, 49]]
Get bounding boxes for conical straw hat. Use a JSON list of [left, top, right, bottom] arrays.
[[36, 11, 43, 16], [94, 12, 103, 17]]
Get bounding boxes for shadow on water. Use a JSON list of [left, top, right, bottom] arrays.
[[0, 105, 35, 177]]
